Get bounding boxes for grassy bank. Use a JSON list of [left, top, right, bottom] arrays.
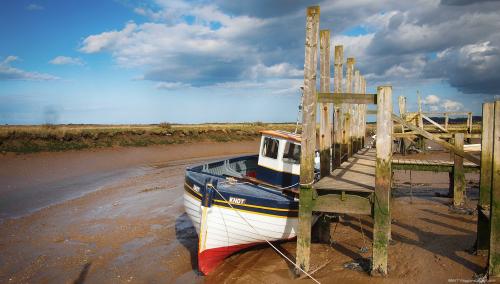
[[0, 123, 297, 153]]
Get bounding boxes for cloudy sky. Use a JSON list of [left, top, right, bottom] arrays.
[[1, 0, 499, 124]]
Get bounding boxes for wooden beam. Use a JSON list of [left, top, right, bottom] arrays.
[[319, 29, 331, 178], [317, 92, 377, 104], [296, 5, 320, 274], [313, 193, 371, 215], [332, 45, 344, 170], [489, 101, 500, 276], [391, 114, 481, 165], [372, 85, 392, 275], [477, 102, 494, 254], [453, 133, 465, 207], [393, 132, 481, 139], [421, 114, 448, 133]]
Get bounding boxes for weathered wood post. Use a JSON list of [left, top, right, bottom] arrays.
[[445, 113, 449, 131], [489, 100, 500, 276], [467, 112, 473, 143], [452, 133, 465, 207], [417, 92, 425, 151], [332, 45, 344, 169], [477, 102, 494, 254], [296, 5, 320, 274], [372, 85, 393, 275], [398, 96, 407, 154], [345, 57, 355, 158], [353, 69, 361, 153], [361, 76, 367, 148], [319, 29, 331, 178], [316, 29, 331, 244]]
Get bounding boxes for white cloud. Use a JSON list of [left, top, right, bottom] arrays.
[[442, 99, 464, 111], [49, 56, 84, 66], [26, 4, 43, 11], [156, 82, 191, 90], [424, 94, 440, 105], [245, 63, 302, 80], [0, 56, 58, 81]]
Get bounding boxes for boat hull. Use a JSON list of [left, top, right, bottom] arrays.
[[184, 179, 299, 275]]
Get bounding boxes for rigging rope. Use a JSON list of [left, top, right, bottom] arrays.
[[207, 184, 321, 284]]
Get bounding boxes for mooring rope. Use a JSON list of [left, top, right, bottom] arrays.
[[207, 184, 321, 284]]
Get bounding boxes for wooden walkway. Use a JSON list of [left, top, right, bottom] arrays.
[[312, 148, 375, 216], [314, 148, 375, 193], [393, 158, 479, 172]]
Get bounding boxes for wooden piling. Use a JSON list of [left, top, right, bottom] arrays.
[[361, 76, 367, 148], [453, 133, 465, 207], [477, 102, 494, 254], [332, 45, 344, 169], [489, 101, 500, 276], [296, 5, 320, 274], [353, 69, 360, 153], [345, 57, 355, 158], [319, 29, 331, 178], [445, 113, 449, 131], [372, 85, 393, 275]]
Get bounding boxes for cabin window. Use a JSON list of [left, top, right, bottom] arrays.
[[261, 137, 279, 159], [283, 142, 301, 164]]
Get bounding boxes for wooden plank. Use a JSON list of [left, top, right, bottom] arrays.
[[453, 133, 465, 207], [319, 29, 331, 178], [489, 101, 500, 276], [313, 193, 371, 215], [392, 114, 481, 165], [296, 5, 320, 274], [332, 45, 344, 170], [317, 92, 377, 104], [421, 114, 448, 133], [372, 85, 392, 275]]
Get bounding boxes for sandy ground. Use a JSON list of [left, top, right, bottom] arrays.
[[0, 141, 487, 283]]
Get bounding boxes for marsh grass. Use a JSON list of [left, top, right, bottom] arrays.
[[0, 123, 296, 153]]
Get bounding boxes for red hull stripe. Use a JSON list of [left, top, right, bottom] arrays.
[[198, 242, 260, 275]]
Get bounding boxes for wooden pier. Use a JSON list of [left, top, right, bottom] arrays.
[[295, 5, 500, 280]]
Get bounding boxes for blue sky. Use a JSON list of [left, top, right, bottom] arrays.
[[1, 0, 499, 124]]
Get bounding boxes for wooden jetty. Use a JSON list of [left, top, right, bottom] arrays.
[[295, 5, 500, 279]]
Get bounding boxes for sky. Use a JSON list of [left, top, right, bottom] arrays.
[[1, 0, 500, 125]]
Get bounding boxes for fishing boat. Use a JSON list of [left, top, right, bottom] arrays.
[[183, 130, 319, 275]]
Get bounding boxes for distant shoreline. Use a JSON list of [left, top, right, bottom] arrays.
[[0, 123, 296, 153]]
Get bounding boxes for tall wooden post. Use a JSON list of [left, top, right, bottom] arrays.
[[353, 69, 360, 153], [489, 101, 500, 276], [417, 92, 425, 151], [361, 76, 367, 148], [453, 133, 465, 207], [296, 5, 320, 274], [345, 57, 355, 158], [372, 85, 393, 275], [445, 113, 449, 131], [477, 102, 494, 254], [319, 29, 331, 178], [333, 45, 344, 169], [467, 112, 472, 144], [398, 96, 407, 154]]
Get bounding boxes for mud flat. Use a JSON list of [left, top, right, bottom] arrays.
[[0, 143, 487, 283]]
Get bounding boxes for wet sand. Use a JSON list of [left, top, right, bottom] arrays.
[[0, 142, 487, 283]]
